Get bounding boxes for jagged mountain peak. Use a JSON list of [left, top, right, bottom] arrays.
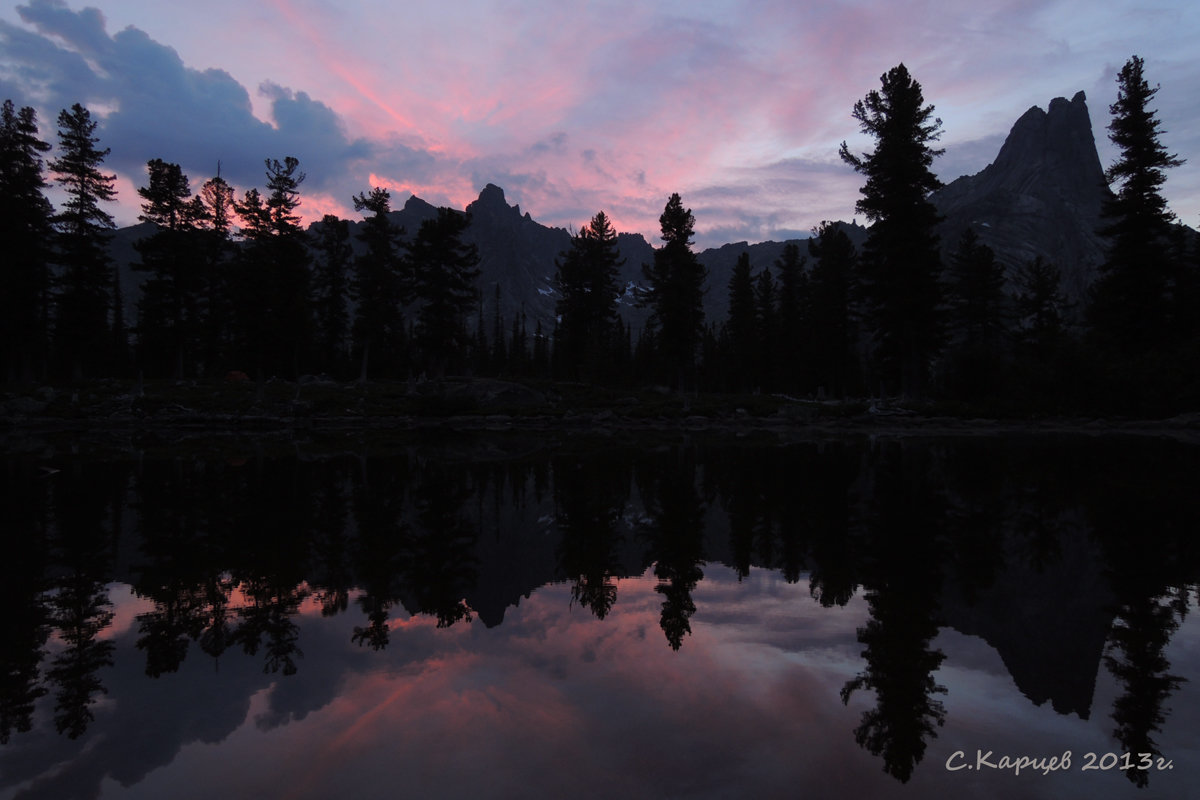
[[468, 183, 524, 220], [932, 90, 1110, 304], [985, 90, 1103, 198], [402, 194, 438, 216]]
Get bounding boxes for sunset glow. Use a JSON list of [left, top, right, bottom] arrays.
[[1, 0, 1198, 246]]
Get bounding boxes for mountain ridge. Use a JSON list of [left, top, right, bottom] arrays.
[[111, 91, 1133, 333]]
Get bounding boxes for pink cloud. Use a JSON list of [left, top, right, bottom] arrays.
[[5, 0, 1198, 244]]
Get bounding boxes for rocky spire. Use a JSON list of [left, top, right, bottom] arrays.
[[933, 91, 1111, 304]]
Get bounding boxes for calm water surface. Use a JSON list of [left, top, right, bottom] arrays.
[[1, 432, 1198, 799]]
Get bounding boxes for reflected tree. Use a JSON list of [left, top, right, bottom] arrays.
[[404, 463, 479, 628], [198, 573, 237, 663], [132, 458, 212, 676], [1104, 593, 1185, 787], [1088, 438, 1198, 786], [555, 452, 630, 620], [804, 444, 861, 607], [0, 459, 51, 743], [234, 578, 308, 676], [350, 455, 411, 649], [841, 444, 948, 782], [45, 462, 120, 738], [638, 448, 705, 651], [226, 457, 318, 675], [310, 461, 353, 619]]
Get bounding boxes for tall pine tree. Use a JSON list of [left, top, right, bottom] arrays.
[[840, 65, 945, 399], [351, 187, 407, 380], [945, 227, 1008, 400], [553, 210, 624, 382], [196, 171, 236, 373], [0, 100, 54, 383], [640, 193, 707, 390], [773, 242, 808, 394], [411, 209, 481, 377], [133, 159, 206, 378], [1088, 55, 1185, 353], [807, 222, 859, 398], [753, 266, 777, 391], [230, 157, 312, 378], [723, 251, 757, 392], [312, 214, 353, 376], [49, 104, 118, 380]]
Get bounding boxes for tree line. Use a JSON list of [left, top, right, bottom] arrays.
[[2, 54, 1195, 414]]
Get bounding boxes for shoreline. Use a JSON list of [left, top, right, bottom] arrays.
[[4, 376, 1200, 445]]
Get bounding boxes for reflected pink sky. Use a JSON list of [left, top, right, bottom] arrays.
[[42, 566, 1197, 800]]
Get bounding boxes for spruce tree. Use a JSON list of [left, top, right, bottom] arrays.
[[197, 172, 236, 372], [312, 214, 353, 375], [49, 103, 118, 380], [773, 242, 808, 394], [230, 157, 312, 377], [640, 193, 707, 389], [351, 187, 407, 380], [807, 222, 859, 398], [553, 210, 624, 382], [490, 284, 507, 374], [0, 100, 54, 383], [724, 251, 756, 392], [840, 65, 945, 399], [1012, 256, 1069, 360], [753, 266, 777, 391], [133, 159, 205, 378], [411, 209, 481, 376], [1088, 55, 1185, 353], [945, 228, 1008, 399]]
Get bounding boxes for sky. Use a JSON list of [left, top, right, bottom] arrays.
[[1, 0, 1199, 249]]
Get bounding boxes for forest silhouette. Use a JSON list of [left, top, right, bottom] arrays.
[[2, 57, 1197, 416]]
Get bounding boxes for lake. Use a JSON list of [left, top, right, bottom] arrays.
[[1, 429, 1198, 799]]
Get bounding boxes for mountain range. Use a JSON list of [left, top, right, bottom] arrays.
[[112, 90, 1118, 334]]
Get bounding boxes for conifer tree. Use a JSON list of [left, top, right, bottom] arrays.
[[351, 187, 407, 380], [490, 284, 507, 374], [840, 65, 945, 398], [0, 100, 54, 383], [807, 222, 859, 398], [312, 214, 353, 375], [197, 171, 236, 371], [1012, 256, 1069, 360], [640, 193, 707, 389], [754, 266, 777, 391], [724, 252, 757, 391], [49, 103, 118, 380], [945, 228, 1008, 399], [553, 210, 624, 382], [133, 159, 206, 378], [411, 209, 481, 376], [230, 157, 312, 377], [1088, 55, 1185, 352], [774, 242, 808, 393]]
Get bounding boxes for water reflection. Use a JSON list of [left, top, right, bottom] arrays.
[[1, 433, 1198, 797]]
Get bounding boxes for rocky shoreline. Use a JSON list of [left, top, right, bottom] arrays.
[[4, 377, 1200, 446]]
